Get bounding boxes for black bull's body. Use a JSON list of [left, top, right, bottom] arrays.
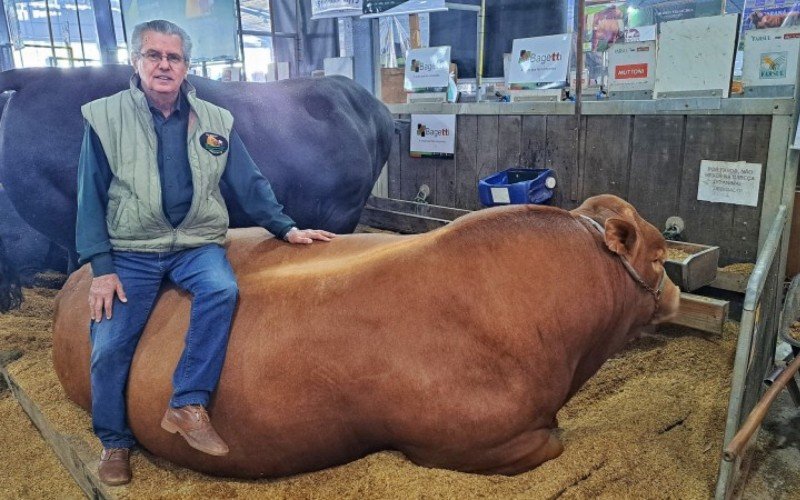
[[0, 66, 394, 260]]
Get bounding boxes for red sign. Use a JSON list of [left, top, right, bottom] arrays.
[[784, 32, 800, 39], [615, 63, 648, 79]]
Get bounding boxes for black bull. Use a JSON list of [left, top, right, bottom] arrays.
[[0, 66, 395, 264]]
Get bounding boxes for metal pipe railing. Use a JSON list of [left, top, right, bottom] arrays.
[[714, 205, 788, 500]]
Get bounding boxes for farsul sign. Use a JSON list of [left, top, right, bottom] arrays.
[[608, 41, 657, 92]]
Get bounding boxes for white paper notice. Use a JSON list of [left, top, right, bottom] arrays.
[[491, 188, 511, 204], [697, 160, 762, 207]]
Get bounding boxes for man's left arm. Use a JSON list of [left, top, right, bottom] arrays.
[[222, 130, 335, 244]]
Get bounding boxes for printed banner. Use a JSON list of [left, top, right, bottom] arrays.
[[697, 160, 762, 207], [608, 41, 657, 91], [507, 34, 572, 85], [311, 0, 362, 19], [624, 25, 657, 42], [742, 0, 800, 31], [742, 27, 800, 86], [410, 114, 456, 158], [404, 46, 451, 91]]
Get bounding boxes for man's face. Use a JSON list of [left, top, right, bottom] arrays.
[[133, 31, 188, 98]]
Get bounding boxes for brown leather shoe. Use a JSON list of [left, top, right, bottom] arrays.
[[98, 448, 131, 486], [161, 405, 229, 456]]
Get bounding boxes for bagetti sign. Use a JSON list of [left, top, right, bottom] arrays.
[[742, 27, 800, 87], [507, 34, 572, 85], [404, 46, 451, 91], [608, 41, 656, 92], [410, 114, 456, 158]]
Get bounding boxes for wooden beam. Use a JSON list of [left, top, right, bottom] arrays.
[[366, 196, 472, 221], [0, 360, 115, 500], [358, 206, 450, 234], [667, 293, 729, 334]]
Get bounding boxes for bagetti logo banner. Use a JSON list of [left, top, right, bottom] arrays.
[[508, 34, 572, 85], [410, 114, 456, 158], [404, 47, 451, 91]]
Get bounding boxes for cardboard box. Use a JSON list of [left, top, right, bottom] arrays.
[[381, 68, 406, 104]]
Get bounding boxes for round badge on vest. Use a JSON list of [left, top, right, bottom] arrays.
[[200, 132, 229, 156]]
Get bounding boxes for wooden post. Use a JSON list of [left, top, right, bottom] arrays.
[[409, 14, 422, 50]]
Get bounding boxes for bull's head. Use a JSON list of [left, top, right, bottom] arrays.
[[573, 194, 680, 325]]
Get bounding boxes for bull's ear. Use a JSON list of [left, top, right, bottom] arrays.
[[604, 217, 638, 256]]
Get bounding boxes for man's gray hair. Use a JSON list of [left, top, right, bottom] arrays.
[[130, 20, 192, 62]]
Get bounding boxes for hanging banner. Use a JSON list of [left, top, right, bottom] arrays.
[[743, 27, 800, 87], [697, 160, 762, 207], [311, 0, 362, 19], [507, 34, 572, 85], [608, 41, 657, 92], [742, 0, 800, 31], [363, 0, 406, 15], [410, 114, 456, 159], [404, 46, 450, 91], [363, 0, 445, 17]]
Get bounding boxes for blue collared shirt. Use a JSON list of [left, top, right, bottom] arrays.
[[76, 92, 296, 276]]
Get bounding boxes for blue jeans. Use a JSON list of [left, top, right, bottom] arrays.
[[89, 244, 238, 449]]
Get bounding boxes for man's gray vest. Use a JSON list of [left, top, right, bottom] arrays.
[[81, 76, 234, 252]]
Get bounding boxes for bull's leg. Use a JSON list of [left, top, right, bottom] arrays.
[[468, 428, 564, 475], [405, 427, 563, 476]]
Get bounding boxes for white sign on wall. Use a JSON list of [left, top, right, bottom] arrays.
[[608, 41, 657, 92], [410, 114, 456, 158], [404, 47, 451, 91], [311, 0, 362, 19], [742, 27, 800, 88], [654, 14, 739, 98], [507, 34, 572, 85], [697, 160, 763, 207], [624, 25, 656, 43], [324, 57, 354, 78]]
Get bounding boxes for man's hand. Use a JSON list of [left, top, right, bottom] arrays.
[[285, 228, 336, 245], [89, 273, 127, 322]]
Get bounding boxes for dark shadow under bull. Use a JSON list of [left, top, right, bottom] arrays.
[[0, 236, 23, 313]]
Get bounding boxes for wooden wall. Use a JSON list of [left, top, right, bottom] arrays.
[[387, 114, 773, 265]]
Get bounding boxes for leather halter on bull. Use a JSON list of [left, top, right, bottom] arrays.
[[578, 215, 668, 321]]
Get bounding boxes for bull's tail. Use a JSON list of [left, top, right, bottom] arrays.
[[0, 237, 23, 313], [0, 69, 23, 94]]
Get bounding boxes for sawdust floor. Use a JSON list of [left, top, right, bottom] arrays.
[[0, 289, 82, 499], [0, 288, 743, 498]]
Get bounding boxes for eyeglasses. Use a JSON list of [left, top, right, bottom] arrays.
[[139, 51, 186, 66]]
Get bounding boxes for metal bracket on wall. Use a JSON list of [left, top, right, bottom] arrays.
[[608, 90, 653, 101], [744, 85, 796, 98]]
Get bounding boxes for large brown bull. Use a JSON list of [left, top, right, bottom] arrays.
[[53, 195, 679, 478]]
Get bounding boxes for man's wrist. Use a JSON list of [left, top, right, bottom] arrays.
[[283, 227, 299, 241], [90, 252, 115, 277]]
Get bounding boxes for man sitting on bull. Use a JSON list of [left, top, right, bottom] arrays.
[[76, 19, 334, 486]]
